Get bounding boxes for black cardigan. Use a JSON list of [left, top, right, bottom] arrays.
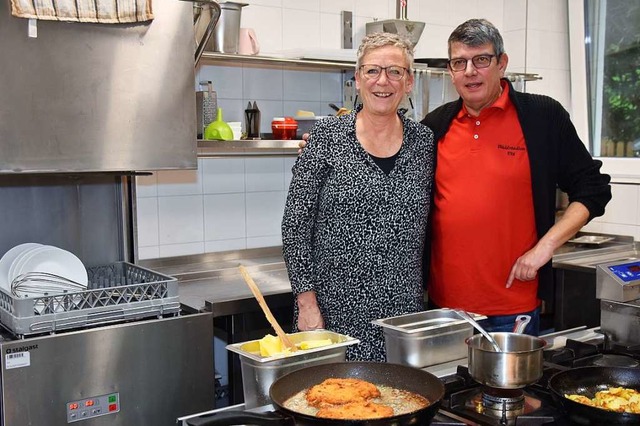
[[421, 78, 612, 298]]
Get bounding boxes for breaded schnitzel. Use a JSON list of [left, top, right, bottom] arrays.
[[306, 378, 381, 407], [316, 401, 394, 419]]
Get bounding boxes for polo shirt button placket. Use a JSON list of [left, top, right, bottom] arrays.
[[472, 120, 480, 151], [474, 120, 480, 142]]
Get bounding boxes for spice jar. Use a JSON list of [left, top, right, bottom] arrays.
[[271, 117, 298, 140]]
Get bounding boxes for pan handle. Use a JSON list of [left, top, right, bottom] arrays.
[[512, 315, 531, 334], [186, 410, 294, 426]]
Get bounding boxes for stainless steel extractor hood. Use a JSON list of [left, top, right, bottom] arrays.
[[0, 0, 198, 173], [365, 0, 425, 48]]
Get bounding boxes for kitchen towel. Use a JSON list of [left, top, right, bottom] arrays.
[[11, 0, 154, 24]]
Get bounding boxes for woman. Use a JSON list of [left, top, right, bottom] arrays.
[[282, 32, 435, 362]]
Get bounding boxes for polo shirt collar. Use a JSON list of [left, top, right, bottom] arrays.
[[456, 79, 511, 119]]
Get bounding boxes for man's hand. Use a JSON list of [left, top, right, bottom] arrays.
[[298, 133, 309, 155], [506, 201, 590, 288], [506, 242, 553, 288], [296, 290, 324, 330]]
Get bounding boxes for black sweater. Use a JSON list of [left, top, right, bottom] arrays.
[[421, 78, 612, 297]]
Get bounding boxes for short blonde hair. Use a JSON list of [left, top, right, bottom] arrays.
[[356, 32, 415, 70]]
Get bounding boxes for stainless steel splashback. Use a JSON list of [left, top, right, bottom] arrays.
[[0, 0, 197, 173]]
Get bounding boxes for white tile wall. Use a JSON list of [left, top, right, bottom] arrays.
[[585, 183, 640, 240], [136, 0, 639, 260]]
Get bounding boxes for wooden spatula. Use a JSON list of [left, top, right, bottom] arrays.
[[238, 265, 297, 352]]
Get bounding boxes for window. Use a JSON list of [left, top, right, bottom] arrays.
[[584, 0, 640, 158]]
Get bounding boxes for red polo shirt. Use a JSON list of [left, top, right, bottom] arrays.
[[429, 81, 539, 315]]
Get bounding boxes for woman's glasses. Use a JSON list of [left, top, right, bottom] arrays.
[[359, 64, 409, 81]]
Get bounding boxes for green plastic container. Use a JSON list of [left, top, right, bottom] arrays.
[[204, 107, 233, 140]]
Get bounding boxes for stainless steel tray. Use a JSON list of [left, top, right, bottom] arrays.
[[0, 262, 180, 336], [568, 235, 615, 245]]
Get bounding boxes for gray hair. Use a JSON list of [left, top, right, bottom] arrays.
[[356, 32, 414, 70], [447, 19, 505, 58]]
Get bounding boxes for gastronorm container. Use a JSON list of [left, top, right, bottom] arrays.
[[226, 329, 359, 408], [295, 116, 329, 137], [372, 309, 486, 368]]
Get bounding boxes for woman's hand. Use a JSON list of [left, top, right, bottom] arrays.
[[296, 291, 324, 330], [298, 133, 309, 155]]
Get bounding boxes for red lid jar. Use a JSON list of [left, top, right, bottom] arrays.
[[271, 117, 298, 140]]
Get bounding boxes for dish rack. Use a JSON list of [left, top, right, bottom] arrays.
[[0, 262, 180, 337]]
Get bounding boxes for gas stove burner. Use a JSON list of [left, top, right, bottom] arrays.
[[481, 388, 525, 417], [593, 353, 640, 368]]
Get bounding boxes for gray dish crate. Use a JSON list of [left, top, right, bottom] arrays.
[[0, 262, 180, 337]]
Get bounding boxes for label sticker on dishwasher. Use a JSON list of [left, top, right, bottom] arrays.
[[5, 351, 30, 369]]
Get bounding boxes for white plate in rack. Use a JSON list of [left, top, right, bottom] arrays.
[[10, 246, 88, 298], [0, 243, 42, 292]]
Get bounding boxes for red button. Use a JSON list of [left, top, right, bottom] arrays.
[[108, 404, 118, 412]]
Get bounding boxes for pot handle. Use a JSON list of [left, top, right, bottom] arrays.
[[186, 410, 295, 426], [512, 315, 531, 334]]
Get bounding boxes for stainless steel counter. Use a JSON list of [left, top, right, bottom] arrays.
[[140, 247, 296, 406], [553, 233, 640, 270], [138, 234, 636, 317], [553, 240, 638, 272], [139, 247, 293, 317], [550, 234, 637, 330]]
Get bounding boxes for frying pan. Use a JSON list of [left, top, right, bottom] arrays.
[[187, 362, 444, 425], [548, 366, 640, 425]]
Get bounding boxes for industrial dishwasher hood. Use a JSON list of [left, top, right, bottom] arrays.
[[0, 0, 197, 173]]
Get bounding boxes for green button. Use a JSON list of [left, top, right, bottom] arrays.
[[108, 395, 117, 403]]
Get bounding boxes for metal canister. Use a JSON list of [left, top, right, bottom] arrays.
[[208, 2, 248, 54]]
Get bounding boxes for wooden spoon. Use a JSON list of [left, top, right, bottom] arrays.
[[238, 265, 297, 352]]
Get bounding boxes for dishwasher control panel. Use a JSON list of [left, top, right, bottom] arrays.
[[67, 392, 120, 423]]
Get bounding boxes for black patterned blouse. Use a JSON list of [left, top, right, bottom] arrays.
[[282, 107, 435, 361]]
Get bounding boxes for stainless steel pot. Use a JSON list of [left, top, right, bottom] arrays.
[[466, 332, 546, 389]]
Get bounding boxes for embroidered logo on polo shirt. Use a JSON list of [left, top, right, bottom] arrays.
[[497, 144, 525, 156]]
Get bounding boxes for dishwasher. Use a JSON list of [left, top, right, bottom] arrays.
[[0, 262, 214, 426]]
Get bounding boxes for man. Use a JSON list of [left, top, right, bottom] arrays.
[[422, 19, 611, 334]]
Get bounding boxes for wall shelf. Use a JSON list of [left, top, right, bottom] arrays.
[[198, 51, 541, 81], [197, 139, 300, 157], [199, 52, 356, 71]]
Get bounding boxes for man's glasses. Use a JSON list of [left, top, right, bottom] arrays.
[[359, 64, 409, 81], [448, 54, 497, 72]]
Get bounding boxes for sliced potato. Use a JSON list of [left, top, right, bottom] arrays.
[[259, 334, 284, 357], [566, 387, 640, 414], [298, 339, 333, 350]]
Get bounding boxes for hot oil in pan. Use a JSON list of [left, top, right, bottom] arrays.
[[283, 382, 430, 418]]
